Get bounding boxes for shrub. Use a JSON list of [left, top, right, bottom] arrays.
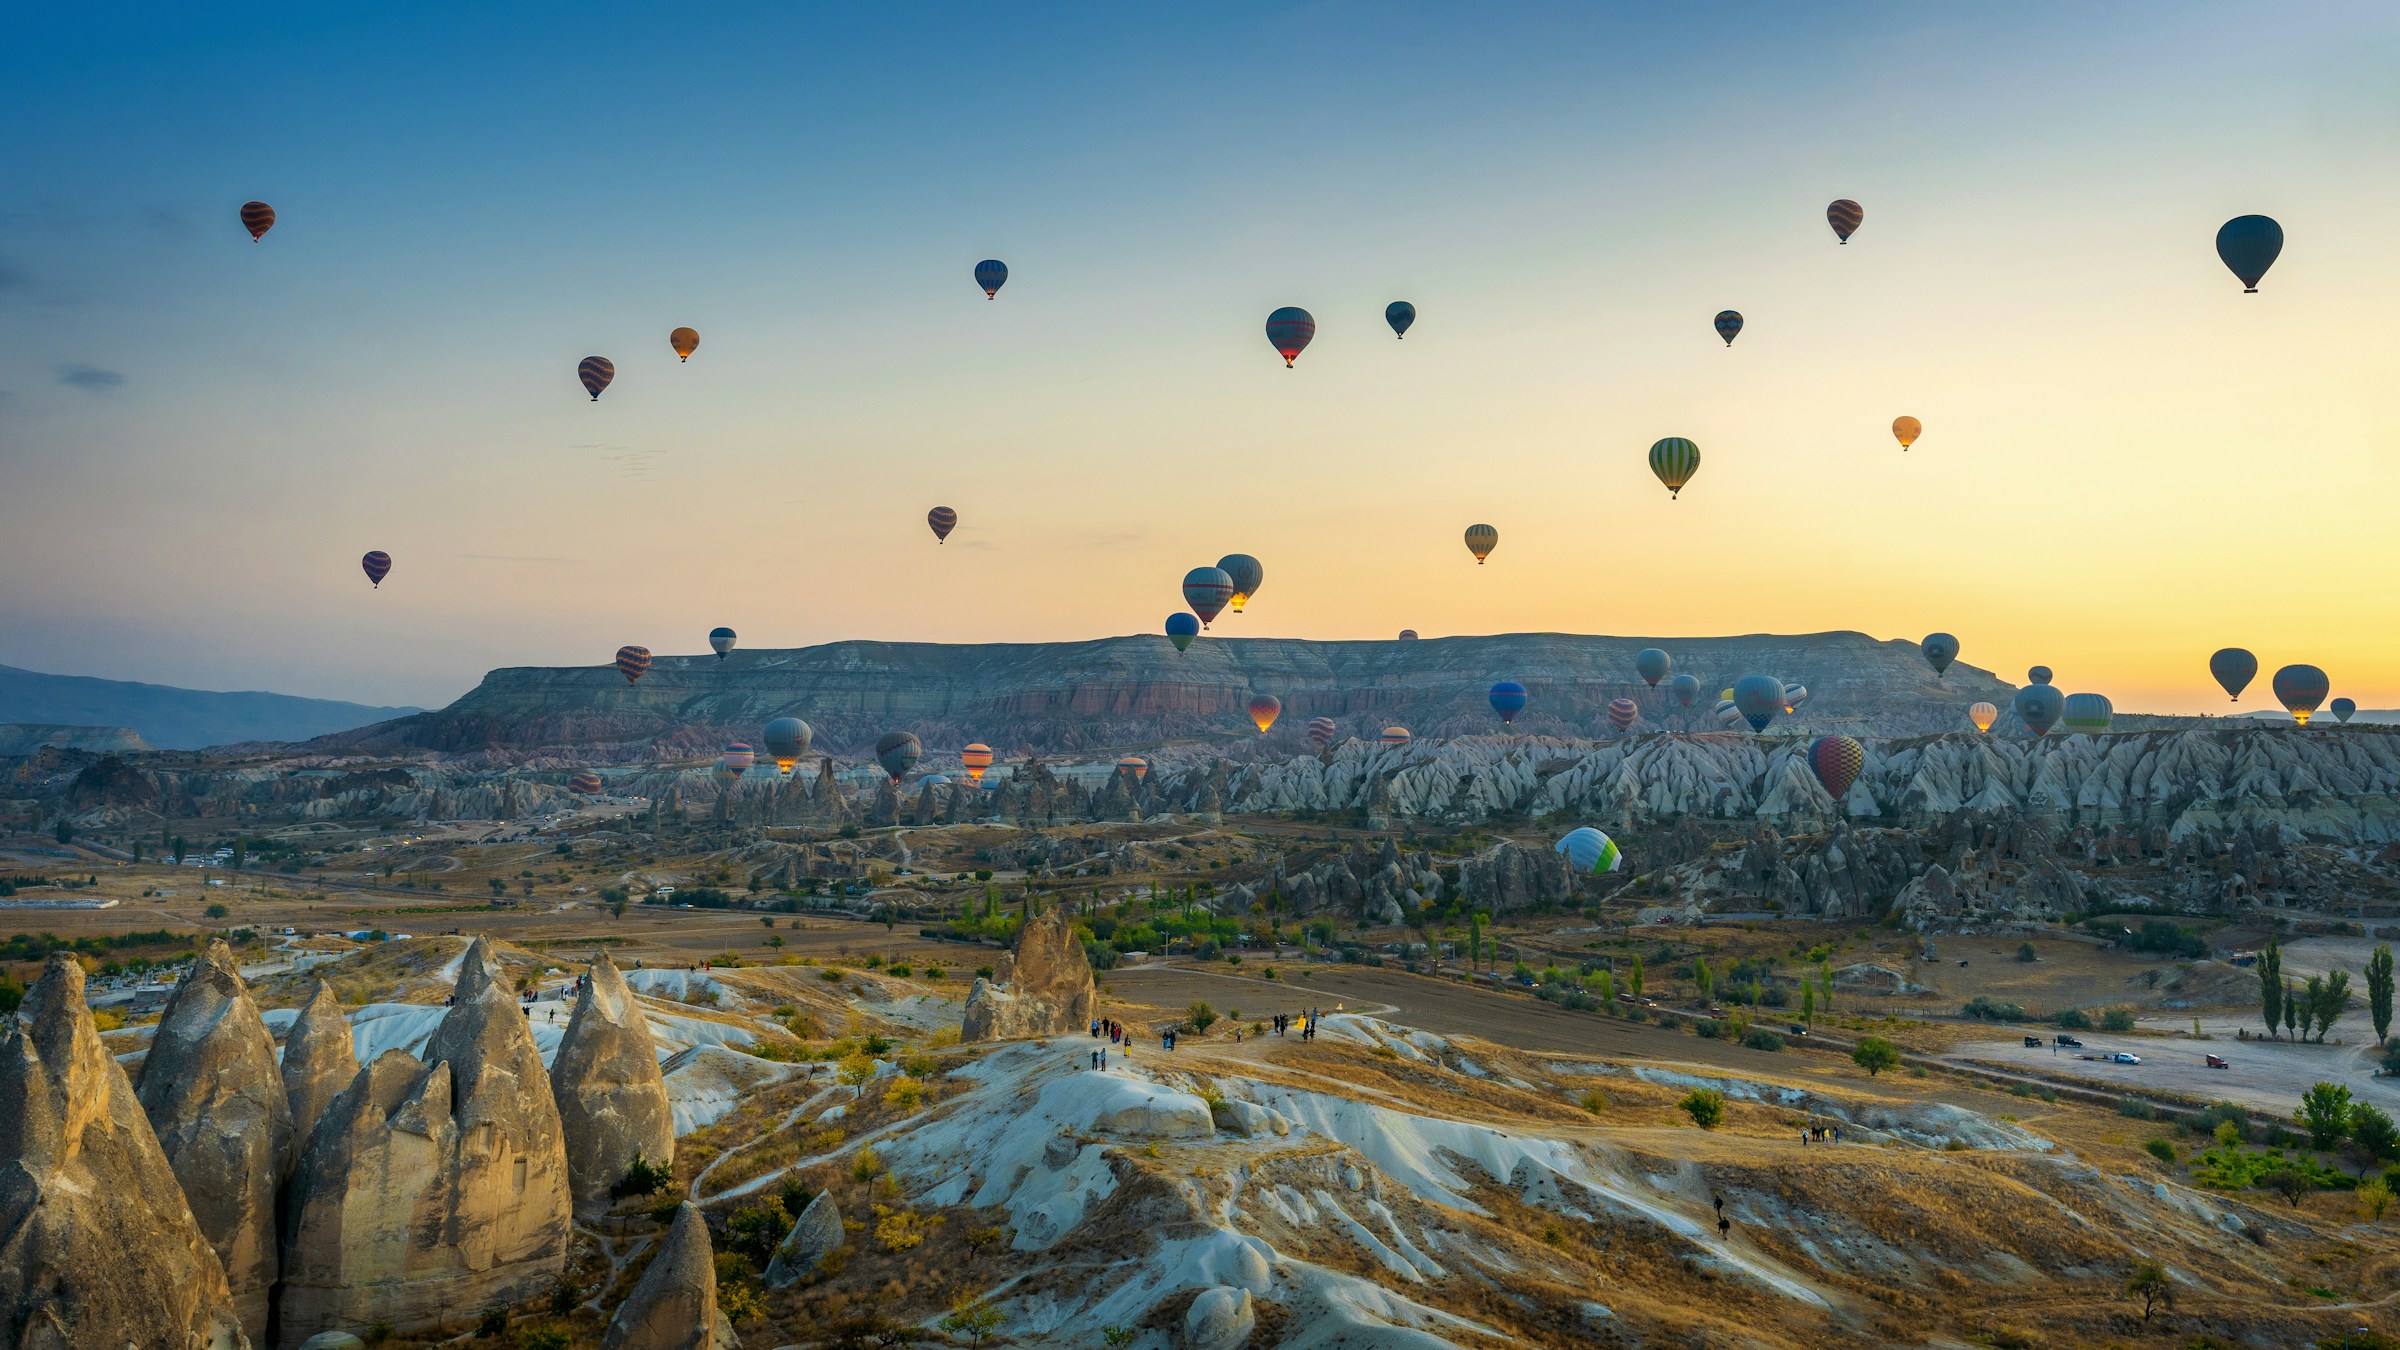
[[1576, 1089, 1608, 1115], [850, 1147, 885, 1184], [613, 1154, 674, 1198], [884, 1076, 926, 1110], [476, 1306, 508, 1338], [2100, 1007, 2138, 1033], [718, 1283, 765, 1324], [204, 903, 230, 920], [1694, 1018, 1722, 1040], [1186, 1001, 1218, 1032], [2054, 1007, 2090, 1030], [1680, 1088, 1725, 1130], [2144, 1138, 2178, 1164], [2015, 942, 2038, 963], [1743, 1029, 1785, 1052], [2359, 1177, 2394, 1222], [2119, 1098, 2158, 1121], [1962, 995, 2025, 1022], [1851, 1037, 1901, 1077]]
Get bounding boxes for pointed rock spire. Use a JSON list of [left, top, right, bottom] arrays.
[[552, 952, 675, 1218], [280, 978, 359, 1177], [603, 1201, 739, 1349], [763, 1188, 843, 1288], [1, 954, 250, 1350]]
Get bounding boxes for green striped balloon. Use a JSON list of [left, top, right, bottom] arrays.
[[1649, 437, 1700, 499]]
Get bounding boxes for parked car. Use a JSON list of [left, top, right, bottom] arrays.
[[2112, 1052, 2141, 1065], [2055, 1034, 2083, 1048], [1789, 1024, 1809, 1037], [2023, 1035, 2044, 1048], [2205, 1054, 2230, 1069]]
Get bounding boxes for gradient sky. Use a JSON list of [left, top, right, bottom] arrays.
[[5, 3, 2398, 713]]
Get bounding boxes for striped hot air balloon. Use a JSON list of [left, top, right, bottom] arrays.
[[1713, 310, 1743, 346], [1732, 674, 1785, 732], [1607, 698, 1639, 733], [360, 551, 391, 588], [1380, 726, 1411, 746], [670, 327, 700, 362], [1464, 524, 1498, 564], [1649, 437, 1700, 499], [961, 743, 994, 782], [239, 201, 275, 241], [1827, 198, 1863, 243], [1968, 702, 1998, 733], [875, 731, 922, 782], [1893, 416, 1922, 451], [764, 717, 813, 772], [722, 743, 756, 774], [1115, 754, 1148, 779], [1386, 301, 1415, 339], [2209, 648, 2257, 702], [1218, 554, 1264, 612], [975, 259, 1008, 298], [568, 770, 603, 796], [927, 507, 957, 543], [1635, 648, 1671, 686], [1488, 681, 1528, 726], [1713, 699, 1744, 727], [1183, 567, 1235, 627], [614, 646, 652, 685], [1306, 716, 1338, 750], [1556, 827, 1622, 874], [709, 627, 737, 659], [2332, 698, 2357, 724], [1809, 735, 1864, 800], [1265, 307, 1315, 367], [2062, 693, 2112, 736], [2273, 664, 2329, 725], [579, 357, 615, 402], [1247, 694, 1282, 734], [1165, 612, 1200, 652], [1780, 683, 1810, 715]]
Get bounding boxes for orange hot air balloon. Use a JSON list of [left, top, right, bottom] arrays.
[[1892, 416, 1922, 450], [960, 743, 994, 782], [1246, 694, 1282, 734], [1116, 754, 1148, 780], [614, 645, 652, 684], [670, 327, 700, 362], [1968, 702, 1998, 733]]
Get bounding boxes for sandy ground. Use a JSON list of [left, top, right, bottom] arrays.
[[1946, 1017, 2400, 1115]]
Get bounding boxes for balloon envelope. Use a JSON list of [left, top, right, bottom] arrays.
[[1714, 310, 1742, 346], [1669, 673, 1702, 708], [975, 259, 1008, 297], [614, 646, 652, 685], [763, 717, 813, 771], [1488, 681, 1529, 725], [1649, 437, 1700, 499], [1732, 674, 1785, 732], [1827, 198, 1863, 242], [721, 743, 756, 773], [1713, 700, 1745, 727], [1893, 416, 1922, 450], [1165, 612, 1200, 652], [1780, 683, 1810, 713], [240, 201, 276, 241], [1968, 701, 1998, 733], [361, 551, 391, 587], [1306, 716, 1338, 749], [2062, 693, 2112, 735], [670, 327, 699, 361], [1634, 648, 1671, 686], [1398, 629, 1419, 641], [1607, 698, 1639, 733], [927, 507, 957, 543], [961, 743, 994, 781], [1386, 301, 1415, 338], [709, 627, 736, 659], [1265, 306, 1316, 367], [2273, 664, 2329, 725], [1217, 554, 1264, 612], [568, 770, 603, 796], [2215, 215, 2283, 292], [1809, 735, 1864, 800], [1921, 633, 1958, 677], [1115, 754, 1147, 778], [1380, 726, 1411, 746], [579, 356, 614, 401], [2209, 648, 2257, 702], [1556, 827, 1622, 874], [2028, 666, 2053, 686], [874, 731, 923, 781], [1247, 694, 1282, 733], [1182, 567, 1235, 627], [2013, 684, 2064, 736], [1464, 524, 1498, 564], [2332, 698, 2357, 724]]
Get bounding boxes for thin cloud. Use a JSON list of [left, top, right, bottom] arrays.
[[58, 364, 126, 391], [459, 553, 576, 565]]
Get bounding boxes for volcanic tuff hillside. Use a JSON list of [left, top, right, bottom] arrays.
[[325, 631, 2018, 757]]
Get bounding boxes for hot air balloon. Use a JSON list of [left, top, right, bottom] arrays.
[[709, 627, 737, 660], [1489, 681, 1529, 726], [1165, 612, 1200, 652], [1635, 648, 1671, 687], [1607, 698, 1639, 733], [927, 507, 957, 543], [1809, 735, 1864, 800], [1380, 726, 1411, 746], [239, 201, 276, 241], [1306, 716, 1339, 750], [961, 743, 994, 782], [1556, 827, 1622, 874], [1732, 674, 1785, 733], [2062, 693, 2112, 736], [1892, 416, 1922, 451], [875, 731, 923, 782], [1649, 437, 1699, 499], [1713, 699, 1744, 728], [670, 327, 700, 362], [578, 357, 614, 402], [1183, 567, 1235, 628], [1827, 199, 1863, 243], [568, 770, 603, 796], [615, 646, 652, 685], [975, 259, 1008, 298], [361, 551, 391, 588], [1780, 683, 1810, 715], [1968, 702, 1998, 733], [1218, 554, 1264, 612], [2331, 698, 2357, 724], [721, 742, 756, 774], [1265, 307, 1315, 367], [1247, 695, 1282, 734], [1922, 633, 1958, 678], [2209, 648, 2257, 703], [1714, 311, 1743, 346], [2028, 666, 2053, 686], [1670, 674, 1702, 708], [1398, 630, 1419, 641], [1386, 301, 1415, 339], [764, 717, 813, 773], [2273, 664, 2329, 725], [1464, 524, 1498, 564], [2013, 684, 2064, 736], [1115, 755, 1148, 779], [2215, 215, 2282, 293]]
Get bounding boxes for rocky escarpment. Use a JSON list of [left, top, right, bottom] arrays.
[[135, 940, 291, 1342], [551, 953, 675, 1218], [0, 955, 250, 1350], [962, 907, 1097, 1042]]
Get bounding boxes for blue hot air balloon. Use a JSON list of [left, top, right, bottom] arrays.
[[2013, 683, 2065, 736], [974, 259, 1008, 298], [1165, 612, 1200, 653], [1669, 673, 1702, 708], [1634, 648, 1671, 687], [709, 627, 737, 660], [1386, 301, 1415, 339], [2331, 697, 2357, 724], [1732, 674, 1786, 733], [2215, 216, 2282, 294], [1921, 633, 1958, 678], [1265, 307, 1316, 367], [1556, 827, 1623, 874], [1488, 681, 1529, 726]]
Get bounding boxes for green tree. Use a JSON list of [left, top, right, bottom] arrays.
[[1678, 1088, 1725, 1130], [2349, 1103, 2400, 1175], [2371, 945, 2396, 1047], [2308, 971, 2352, 1043], [2260, 937, 2283, 1038], [937, 1299, 1003, 1347], [1186, 1001, 1218, 1032], [1692, 954, 1713, 1003], [1817, 959, 1835, 1013], [2298, 1081, 2355, 1152], [1800, 981, 1816, 1026], [2283, 980, 2300, 1039], [172, 835, 187, 865], [1468, 913, 1484, 970], [2124, 1260, 2173, 1323], [2361, 1177, 2395, 1222], [52, 819, 75, 846], [1851, 1037, 1900, 1077], [1630, 953, 1645, 999], [229, 839, 245, 872]]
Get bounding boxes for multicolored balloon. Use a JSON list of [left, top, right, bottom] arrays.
[[1217, 554, 1264, 612], [1713, 699, 1744, 728], [764, 717, 813, 772], [1386, 301, 1415, 339], [614, 646, 652, 685], [2215, 215, 2283, 294], [361, 551, 391, 588], [579, 357, 615, 402], [2061, 693, 2112, 736], [1115, 754, 1148, 779], [1968, 702, 1998, 733], [2273, 664, 2329, 725], [975, 259, 1008, 298], [2331, 698, 2357, 724], [927, 507, 957, 543], [1827, 198, 1863, 244], [670, 327, 700, 362], [721, 743, 756, 773], [1732, 674, 1785, 732], [1634, 648, 1671, 687], [1670, 673, 1702, 708], [1892, 416, 1922, 451], [1921, 633, 1958, 678], [1380, 726, 1412, 746], [1489, 681, 1528, 726], [1556, 827, 1622, 874], [1607, 698, 1639, 733], [1265, 306, 1315, 367], [2209, 648, 2257, 703], [1713, 310, 1742, 347], [1464, 524, 1498, 564], [961, 743, 994, 782], [2013, 684, 2064, 736], [1398, 629, 1419, 641], [1166, 612, 1200, 652], [1247, 694, 1282, 734], [709, 627, 737, 660], [240, 201, 276, 241], [874, 731, 923, 782], [1183, 567, 1235, 627], [1780, 683, 1810, 714], [568, 770, 603, 796], [1809, 735, 1864, 800], [1306, 716, 1339, 750], [1649, 437, 1699, 499]]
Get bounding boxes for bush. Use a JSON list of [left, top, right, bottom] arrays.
[[1962, 995, 2025, 1022], [2054, 1007, 2090, 1030], [613, 1154, 674, 1198], [2144, 1138, 2178, 1164], [1695, 1018, 1722, 1039], [2119, 1097, 2158, 1121], [1186, 1001, 1218, 1032], [1742, 1029, 1785, 1052], [204, 903, 230, 920], [2015, 942, 2038, 963], [2100, 1007, 2138, 1033], [476, 1307, 508, 1338], [1576, 1089, 1608, 1115], [1851, 1037, 1901, 1077], [1680, 1088, 1725, 1130]]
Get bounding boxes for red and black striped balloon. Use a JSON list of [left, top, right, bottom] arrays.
[[568, 771, 603, 795], [360, 551, 391, 588], [927, 507, 957, 543], [1826, 199, 1863, 243], [614, 645, 652, 685], [1606, 697, 1639, 733], [240, 201, 276, 241], [579, 356, 615, 401]]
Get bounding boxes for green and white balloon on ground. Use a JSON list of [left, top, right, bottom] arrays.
[[1556, 827, 1623, 874]]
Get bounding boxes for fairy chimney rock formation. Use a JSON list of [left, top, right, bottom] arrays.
[[278, 937, 572, 1347], [0, 954, 251, 1350], [602, 1201, 740, 1350], [551, 952, 675, 1218], [280, 978, 360, 1176], [135, 938, 291, 1342], [763, 1188, 843, 1288], [960, 906, 1096, 1042]]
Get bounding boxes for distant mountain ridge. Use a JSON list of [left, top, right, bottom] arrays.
[[0, 723, 152, 756], [0, 664, 419, 751]]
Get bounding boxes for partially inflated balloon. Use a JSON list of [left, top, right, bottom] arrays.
[[1398, 630, 1419, 640], [975, 259, 1008, 298], [1183, 567, 1235, 627], [2215, 215, 2283, 293], [1809, 735, 1864, 799], [874, 731, 923, 782], [1714, 310, 1743, 346], [1489, 681, 1528, 726], [1380, 726, 1411, 746], [361, 551, 391, 588], [2028, 666, 2053, 686], [763, 717, 812, 772], [927, 507, 957, 543], [1921, 633, 1958, 678], [1732, 674, 1785, 733], [2209, 648, 2257, 703], [1827, 199, 1863, 243], [579, 357, 615, 402], [1634, 648, 1671, 687], [1649, 437, 1699, 499], [1893, 416, 1922, 451], [2062, 693, 2112, 736], [1166, 612, 1200, 652], [1116, 755, 1147, 779], [1968, 702, 1998, 733], [1556, 827, 1623, 874], [2273, 664, 2329, 725], [1247, 694, 1282, 734], [568, 770, 603, 796], [1464, 524, 1498, 564], [1306, 716, 1338, 750], [709, 627, 736, 660], [615, 646, 652, 685], [240, 201, 275, 241], [1670, 673, 1702, 708], [670, 327, 700, 362], [1386, 301, 1415, 339], [1217, 554, 1264, 612], [961, 743, 994, 782], [1607, 698, 1639, 733], [2332, 698, 2357, 724], [2013, 684, 2064, 736], [1265, 307, 1315, 367]]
